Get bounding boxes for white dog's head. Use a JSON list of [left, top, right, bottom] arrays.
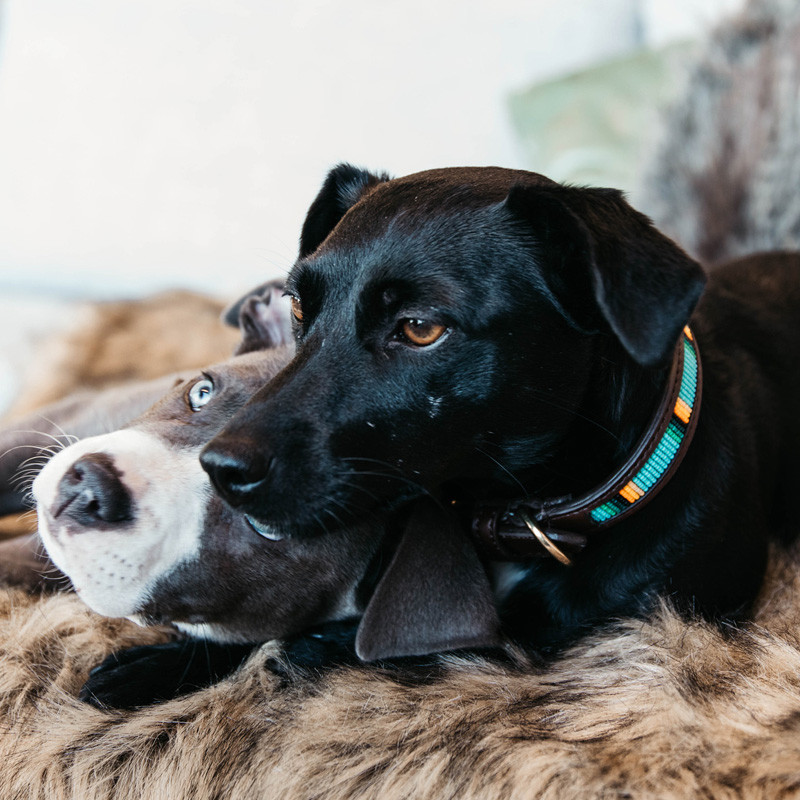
[[33, 348, 380, 643]]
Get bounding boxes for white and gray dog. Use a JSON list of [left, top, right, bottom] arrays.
[[7, 285, 373, 639]]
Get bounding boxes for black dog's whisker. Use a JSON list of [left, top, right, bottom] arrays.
[[342, 457, 434, 496], [525, 389, 622, 442], [473, 446, 528, 496], [342, 456, 408, 468], [322, 506, 347, 532], [336, 478, 383, 507], [339, 464, 454, 522], [310, 511, 332, 537], [320, 485, 394, 532]]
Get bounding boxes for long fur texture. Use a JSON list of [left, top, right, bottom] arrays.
[[2, 544, 800, 799], [641, 0, 800, 264]]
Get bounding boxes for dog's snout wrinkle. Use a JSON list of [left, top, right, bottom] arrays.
[[55, 453, 133, 526], [200, 438, 273, 508]]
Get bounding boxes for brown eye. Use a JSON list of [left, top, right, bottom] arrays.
[[290, 297, 303, 323], [401, 319, 447, 347]]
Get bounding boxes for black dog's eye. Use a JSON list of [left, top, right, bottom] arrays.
[[399, 319, 448, 347], [290, 297, 303, 323], [187, 378, 215, 412]]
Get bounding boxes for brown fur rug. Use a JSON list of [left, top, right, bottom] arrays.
[[6, 290, 239, 421], [5, 3, 800, 795], [2, 543, 800, 799]]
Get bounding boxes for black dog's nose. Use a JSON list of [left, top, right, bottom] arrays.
[[200, 439, 272, 508], [55, 453, 133, 526]]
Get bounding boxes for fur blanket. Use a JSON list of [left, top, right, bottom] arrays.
[[641, 0, 800, 264], [2, 543, 800, 799], [5, 3, 800, 797]]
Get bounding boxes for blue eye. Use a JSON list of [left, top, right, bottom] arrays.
[[188, 378, 214, 411]]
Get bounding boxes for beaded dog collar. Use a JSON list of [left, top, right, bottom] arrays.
[[472, 326, 702, 565]]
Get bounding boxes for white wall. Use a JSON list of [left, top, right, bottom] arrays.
[[0, 0, 742, 300]]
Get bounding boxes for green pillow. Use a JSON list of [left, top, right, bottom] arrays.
[[508, 42, 694, 193]]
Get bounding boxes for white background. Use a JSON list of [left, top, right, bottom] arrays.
[[0, 0, 741, 300]]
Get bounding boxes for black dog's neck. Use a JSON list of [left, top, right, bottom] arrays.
[[522, 340, 668, 502]]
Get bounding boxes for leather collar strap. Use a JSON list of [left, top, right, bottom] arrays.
[[472, 326, 702, 565]]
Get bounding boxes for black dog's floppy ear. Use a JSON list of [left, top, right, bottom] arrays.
[[355, 498, 502, 662], [299, 163, 391, 258], [505, 184, 706, 366], [222, 280, 294, 355]]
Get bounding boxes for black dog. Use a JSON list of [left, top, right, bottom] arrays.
[[200, 165, 800, 658]]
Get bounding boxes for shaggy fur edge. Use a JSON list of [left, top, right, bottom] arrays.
[[2, 544, 800, 799], [641, 0, 800, 265]]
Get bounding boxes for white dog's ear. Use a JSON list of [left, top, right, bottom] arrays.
[[222, 280, 294, 354], [355, 498, 502, 662], [299, 163, 391, 258]]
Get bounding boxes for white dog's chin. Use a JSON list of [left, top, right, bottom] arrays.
[[33, 429, 208, 620]]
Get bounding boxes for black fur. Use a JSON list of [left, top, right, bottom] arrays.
[[80, 640, 256, 710], [298, 163, 391, 258]]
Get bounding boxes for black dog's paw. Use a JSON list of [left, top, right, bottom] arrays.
[[81, 622, 360, 709], [80, 640, 257, 710], [267, 619, 361, 679]]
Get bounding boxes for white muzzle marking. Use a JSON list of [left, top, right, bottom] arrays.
[[33, 429, 206, 619]]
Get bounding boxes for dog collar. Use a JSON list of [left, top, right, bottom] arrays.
[[472, 326, 702, 565]]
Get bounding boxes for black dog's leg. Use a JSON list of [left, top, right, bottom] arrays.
[[80, 622, 513, 710], [80, 622, 362, 710], [80, 640, 257, 710], [274, 619, 361, 673]]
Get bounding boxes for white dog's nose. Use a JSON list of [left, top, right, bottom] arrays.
[[54, 453, 133, 526]]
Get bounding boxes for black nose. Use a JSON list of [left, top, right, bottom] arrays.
[[200, 438, 272, 509], [55, 453, 133, 526]]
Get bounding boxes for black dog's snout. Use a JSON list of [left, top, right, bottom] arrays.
[[55, 453, 133, 526], [200, 439, 272, 509]]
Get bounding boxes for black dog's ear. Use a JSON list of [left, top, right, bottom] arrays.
[[299, 163, 391, 258], [222, 280, 294, 354], [355, 498, 502, 662], [505, 184, 706, 366]]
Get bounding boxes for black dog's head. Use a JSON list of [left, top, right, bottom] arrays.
[[202, 165, 705, 538]]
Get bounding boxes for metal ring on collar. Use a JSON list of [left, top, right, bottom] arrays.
[[517, 510, 573, 566]]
